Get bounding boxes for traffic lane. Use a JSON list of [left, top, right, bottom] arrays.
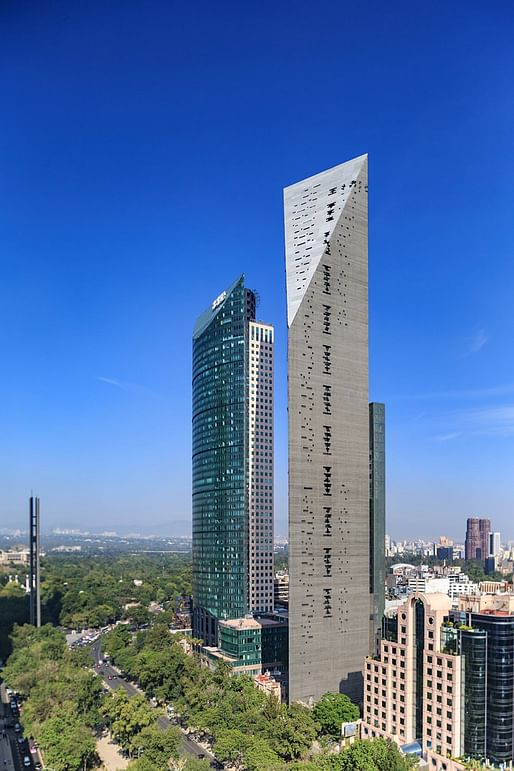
[[100, 669, 217, 765], [99, 664, 140, 698], [93, 645, 219, 767], [10, 735, 31, 771], [156, 715, 216, 765]]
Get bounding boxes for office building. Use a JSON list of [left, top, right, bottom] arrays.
[[489, 531, 501, 558], [363, 591, 514, 769], [465, 517, 491, 561], [369, 402, 385, 653], [192, 276, 274, 646], [285, 154, 372, 704]]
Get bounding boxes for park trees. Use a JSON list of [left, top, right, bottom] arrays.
[[313, 692, 360, 740]]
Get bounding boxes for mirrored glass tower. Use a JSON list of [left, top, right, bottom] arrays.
[[192, 275, 274, 646]]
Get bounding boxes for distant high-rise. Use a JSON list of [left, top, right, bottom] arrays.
[[285, 154, 371, 705], [369, 402, 385, 653], [192, 276, 274, 646], [29, 495, 41, 627], [489, 531, 501, 558], [465, 517, 491, 561]]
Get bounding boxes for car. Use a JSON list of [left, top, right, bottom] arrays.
[[14, 723, 21, 732], [34, 763, 42, 770], [18, 736, 25, 745], [23, 757, 31, 768]]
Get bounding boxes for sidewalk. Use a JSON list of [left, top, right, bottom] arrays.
[[96, 733, 129, 771]]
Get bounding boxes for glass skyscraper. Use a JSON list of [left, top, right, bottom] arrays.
[[192, 275, 274, 646], [369, 402, 385, 653]]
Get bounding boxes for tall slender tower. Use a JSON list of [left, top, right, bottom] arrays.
[[369, 402, 385, 654], [29, 495, 41, 627], [285, 154, 370, 704], [192, 276, 274, 646]]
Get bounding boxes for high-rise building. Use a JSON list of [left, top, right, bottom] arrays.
[[363, 591, 514, 769], [465, 517, 491, 561], [369, 402, 385, 654], [489, 531, 501, 558], [29, 495, 41, 627], [192, 275, 274, 646], [285, 154, 372, 705]]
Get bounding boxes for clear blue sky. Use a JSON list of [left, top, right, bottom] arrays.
[[1, 1, 514, 540]]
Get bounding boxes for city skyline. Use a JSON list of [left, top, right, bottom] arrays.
[[2, 2, 514, 538]]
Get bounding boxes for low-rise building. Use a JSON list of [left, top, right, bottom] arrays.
[[0, 548, 30, 565]]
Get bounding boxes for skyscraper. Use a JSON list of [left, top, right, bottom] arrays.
[[285, 154, 371, 704], [369, 402, 385, 654], [29, 495, 41, 627], [465, 517, 491, 561], [192, 276, 274, 646], [489, 531, 501, 558]]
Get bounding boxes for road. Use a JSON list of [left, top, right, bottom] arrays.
[[0, 685, 33, 771], [91, 641, 219, 767]]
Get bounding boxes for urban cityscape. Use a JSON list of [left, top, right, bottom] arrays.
[[2, 3, 514, 771]]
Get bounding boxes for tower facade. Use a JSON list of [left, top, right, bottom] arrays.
[[465, 517, 491, 561], [285, 154, 371, 704], [369, 402, 385, 653], [29, 495, 41, 627], [192, 276, 274, 646]]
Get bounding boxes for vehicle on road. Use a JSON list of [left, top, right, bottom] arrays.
[[23, 756, 31, 767], [14, 722, 21, 732]]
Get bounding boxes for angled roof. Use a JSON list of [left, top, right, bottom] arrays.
[[284, 154, 367, 327], [193, 274, 244, 339]]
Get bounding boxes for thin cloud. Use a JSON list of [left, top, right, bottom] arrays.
[[96, 376, 158, 398], [435, 432, 462, 441], [388, 383, 514, 401], [461, 328, 488, 357], [462, 404, 514, 437]]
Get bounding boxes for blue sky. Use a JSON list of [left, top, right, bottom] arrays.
[[1, 1, 514, 540]]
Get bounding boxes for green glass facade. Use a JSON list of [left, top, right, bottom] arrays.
[[218, 621, 262, 670], [192, 276, 253, 645], [369, 402, 385, 652]]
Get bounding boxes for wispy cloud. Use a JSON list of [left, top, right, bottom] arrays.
[[389, 383, 514, 401], [435, 432, 462, 441], [461, 328, 488, 357], [461, 404, 514, 437], [96, 376, 158, 398]]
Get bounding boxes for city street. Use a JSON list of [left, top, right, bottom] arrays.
[[0, 685, 33, 771], [91, 640, 218, 767]]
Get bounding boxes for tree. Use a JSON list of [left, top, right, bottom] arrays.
[[335, 738, 418, 770], [128, 725, 180, 769], [214, 728, 283, 771], [313, 693, 360, 739], [266, 702, 317, 760], [39, 708, 96, 771], [104, 689, 156, 754]]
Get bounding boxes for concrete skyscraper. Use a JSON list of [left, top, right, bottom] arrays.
[[192, 276, 274, 646], [285, 154, 372, 704]]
